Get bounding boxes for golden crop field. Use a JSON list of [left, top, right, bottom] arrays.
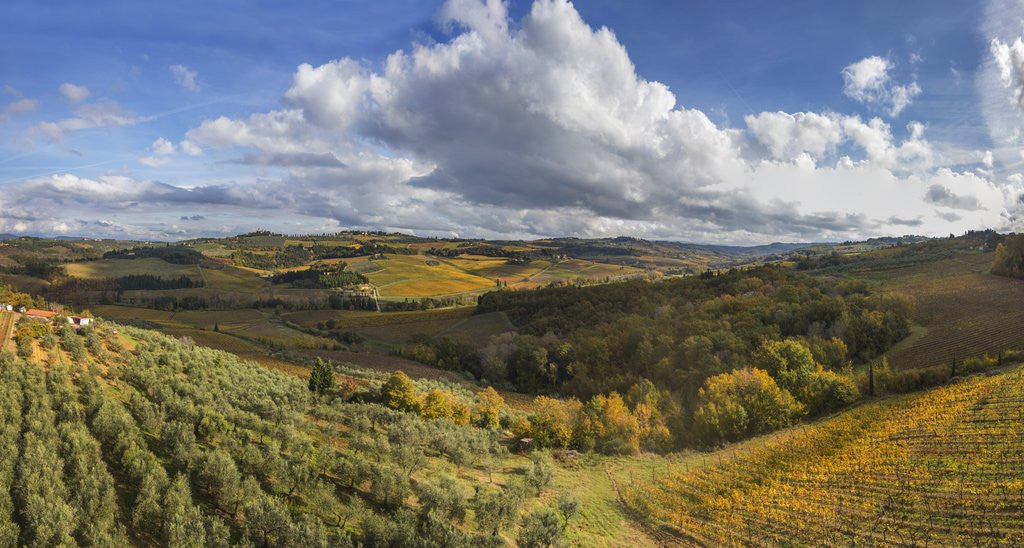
[[445, 255, 549, 283], [625, 364, 1024, 545], [364, 254, 496, 298], [64, 258, 201, 279]]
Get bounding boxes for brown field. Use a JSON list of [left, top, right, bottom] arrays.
[[225, 320, 307, 344], [862, 252, 1024, 369], [160, 326, 261, 353], [296, 348, 467, 382], [170, 308, 267, 329], [434, 311, 515, 345], [281, 307, 514, 346], [282, 307, 473, 329], [350, 318, 465, 345], [91, 305, 175, 322]]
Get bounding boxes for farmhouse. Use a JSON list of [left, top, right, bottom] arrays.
[[0, 303, 11, 311], [69, 315, 92, 327], [24, 309, 58, 321]]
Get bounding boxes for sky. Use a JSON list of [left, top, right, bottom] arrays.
[[2, 0, 1024, 244]]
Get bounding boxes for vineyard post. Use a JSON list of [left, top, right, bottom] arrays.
[[869, 359, 876, 397]]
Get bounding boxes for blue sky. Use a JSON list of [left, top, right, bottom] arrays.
[[1, 0, 1023, 243]]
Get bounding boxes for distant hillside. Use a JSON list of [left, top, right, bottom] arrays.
[[701, 241, 817, 257]]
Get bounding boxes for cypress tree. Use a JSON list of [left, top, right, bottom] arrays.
[[308, 358, 335, 395]]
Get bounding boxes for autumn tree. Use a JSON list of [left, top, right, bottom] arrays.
[[574, 392, 640, 454], [693, 368, 805, 444], [381, 371, 420, 412], [992, 234, 1024, 278], [473, 387, 505, 429], [753, 339, 816, 395]]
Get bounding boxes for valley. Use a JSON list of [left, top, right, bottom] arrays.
[[1, 229, 1023, 546]]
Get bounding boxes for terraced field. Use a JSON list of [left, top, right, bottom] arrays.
[[624, 364, 1024, 545]]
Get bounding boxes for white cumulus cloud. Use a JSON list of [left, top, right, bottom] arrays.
[[842, 56, 921, 117], [991, 36, 1024, 111]]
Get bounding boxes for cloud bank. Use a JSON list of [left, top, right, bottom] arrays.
[[3, 0, 1022, 243]]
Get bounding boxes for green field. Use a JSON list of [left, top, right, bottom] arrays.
[[529, 259, 642, 286]]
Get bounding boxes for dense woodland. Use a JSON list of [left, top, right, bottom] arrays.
[[476, 265, 910, 393], [52, 275, 203, 293], [232, 243, 412, 270], [103, 246, 204, 265], [396, 265, 914, 448], [268, 265, 368, 289]]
